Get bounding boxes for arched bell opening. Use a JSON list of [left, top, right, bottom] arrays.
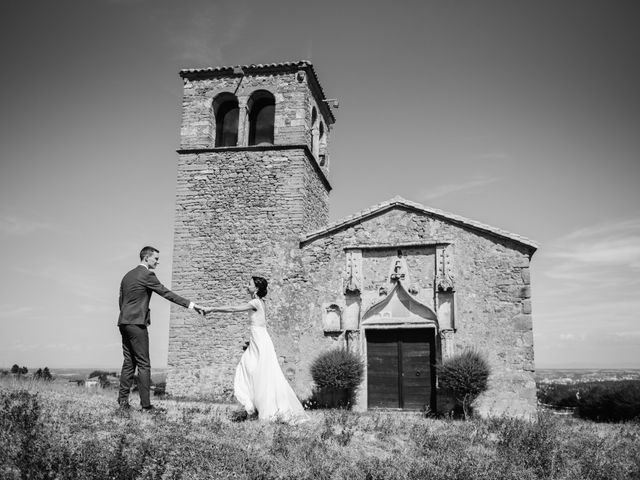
[[247, 90, 275, 146], [212, 92, 239, 147], [311, 106, 319, 159]]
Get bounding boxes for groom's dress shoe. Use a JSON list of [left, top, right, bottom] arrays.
[[141, 405, 166, 414], [118, 402, 131, 410]]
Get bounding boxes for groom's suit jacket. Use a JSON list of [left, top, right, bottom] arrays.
[[118, 265, 190, 326]]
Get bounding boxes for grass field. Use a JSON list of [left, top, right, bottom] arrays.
[[1, 376, 639, 480]]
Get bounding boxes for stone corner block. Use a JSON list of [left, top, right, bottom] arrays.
[[512, 314, 532, 332]]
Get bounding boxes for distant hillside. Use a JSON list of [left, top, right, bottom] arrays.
[[536, 368, 640, 384], [7, 367, 168, 384]]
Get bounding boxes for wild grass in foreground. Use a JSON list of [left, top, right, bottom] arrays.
[[1, 377, 639, 480]]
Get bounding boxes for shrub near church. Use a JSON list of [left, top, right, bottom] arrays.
[[310, 348, 364, 408], [437, 350, 491, 419]]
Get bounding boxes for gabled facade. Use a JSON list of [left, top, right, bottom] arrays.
[[297, 197, 537, 415]]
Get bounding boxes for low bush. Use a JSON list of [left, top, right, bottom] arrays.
[[436, 349, 490, 419], [0, 390, 42, 477], [310, 348, 364, 408], [537, 382, 580, 409], [576, 380, 640, 422], [310, 348, 364, 391], [538, 380, 640, 422]]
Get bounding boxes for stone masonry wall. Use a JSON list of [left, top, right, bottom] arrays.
[[295, 207, 536, 417], [167, 147, 329, 398]]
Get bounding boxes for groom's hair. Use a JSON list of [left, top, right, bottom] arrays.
[[252, 276, 268, 298], [139, 246, 159, 261]]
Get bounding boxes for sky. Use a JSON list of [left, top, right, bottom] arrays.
[[1, 0, 639, 370]]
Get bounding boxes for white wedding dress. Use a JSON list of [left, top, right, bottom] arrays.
[[234, 298, 308, 424]]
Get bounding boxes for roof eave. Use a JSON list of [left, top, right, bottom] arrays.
[[300, 197, 539, 253], [179, 60, 335, 124]]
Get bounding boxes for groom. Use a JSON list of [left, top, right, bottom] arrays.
[[117, 246, 204, 411]]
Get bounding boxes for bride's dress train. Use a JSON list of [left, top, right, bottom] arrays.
[[234, 298, 307, 424]]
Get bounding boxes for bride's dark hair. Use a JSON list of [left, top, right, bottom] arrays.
[[252, 276, 268, 298]]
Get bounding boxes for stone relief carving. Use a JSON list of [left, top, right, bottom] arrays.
[[436, 244, 455, 292], [343, 294, 361, 331], [437, 291, 455, 331], [387, 249, 422, 295], [388, 250, 410, 284], [344, 249, 362, 294], [440, 329, 455, 360], [390, 259, 405, 281], [322, 304, 342, 333]]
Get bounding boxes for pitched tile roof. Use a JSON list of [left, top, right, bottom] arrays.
[[301, 196, 539, 251]]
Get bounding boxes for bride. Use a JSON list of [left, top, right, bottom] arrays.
[[204, 276, 308, 424]]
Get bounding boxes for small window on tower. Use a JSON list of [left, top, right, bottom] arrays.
[[213, 93, 239, 147], [311, 106, 319, 157], [318, 122, 327, 167], [248, 90, 275, 146]]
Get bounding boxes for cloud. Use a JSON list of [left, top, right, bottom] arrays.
[[13, 261, 111, 305], [420, 176, 499, 201], [542, 330, 640, 347], [477, 152, 512, 162], [559, 218, 640, 242], [536, 297, 640, 320], [535, 328, 640, 367], [545, 217, 640, 266], [533, 217, 640, 366], [540, 218, 640, 289], [558, 333, 583, 341], [0, 305, 40, 320], [77, 303, 111, 315], [0, 211, 54, 236]]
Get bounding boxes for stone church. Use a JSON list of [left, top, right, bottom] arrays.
[[166, 61, 538, 416]]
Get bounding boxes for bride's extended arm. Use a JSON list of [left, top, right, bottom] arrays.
[[204, 302, 255, 314]]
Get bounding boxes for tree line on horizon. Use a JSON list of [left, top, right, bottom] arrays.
[[1, 365, 53, 381]]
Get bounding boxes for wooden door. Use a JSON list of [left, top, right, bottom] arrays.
[[367, 328, 435, 410]]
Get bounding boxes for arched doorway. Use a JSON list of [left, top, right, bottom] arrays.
[[362, 283, 438, 411]]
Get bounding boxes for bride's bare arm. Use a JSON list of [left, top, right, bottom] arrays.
[[204, 302, 256, 314]]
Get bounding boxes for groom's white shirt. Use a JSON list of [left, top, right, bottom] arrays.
[[138, 263, 195, 310]]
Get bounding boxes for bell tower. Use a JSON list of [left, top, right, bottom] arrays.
[[167, 61, 335, 397]]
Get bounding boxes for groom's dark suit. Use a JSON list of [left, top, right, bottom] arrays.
[[117, 265, 191, 408]]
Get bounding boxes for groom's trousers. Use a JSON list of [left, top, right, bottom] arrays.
[[118, 324, 151, 408]]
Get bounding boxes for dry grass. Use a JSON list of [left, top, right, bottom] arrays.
[[1, 375, 639, 479]]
